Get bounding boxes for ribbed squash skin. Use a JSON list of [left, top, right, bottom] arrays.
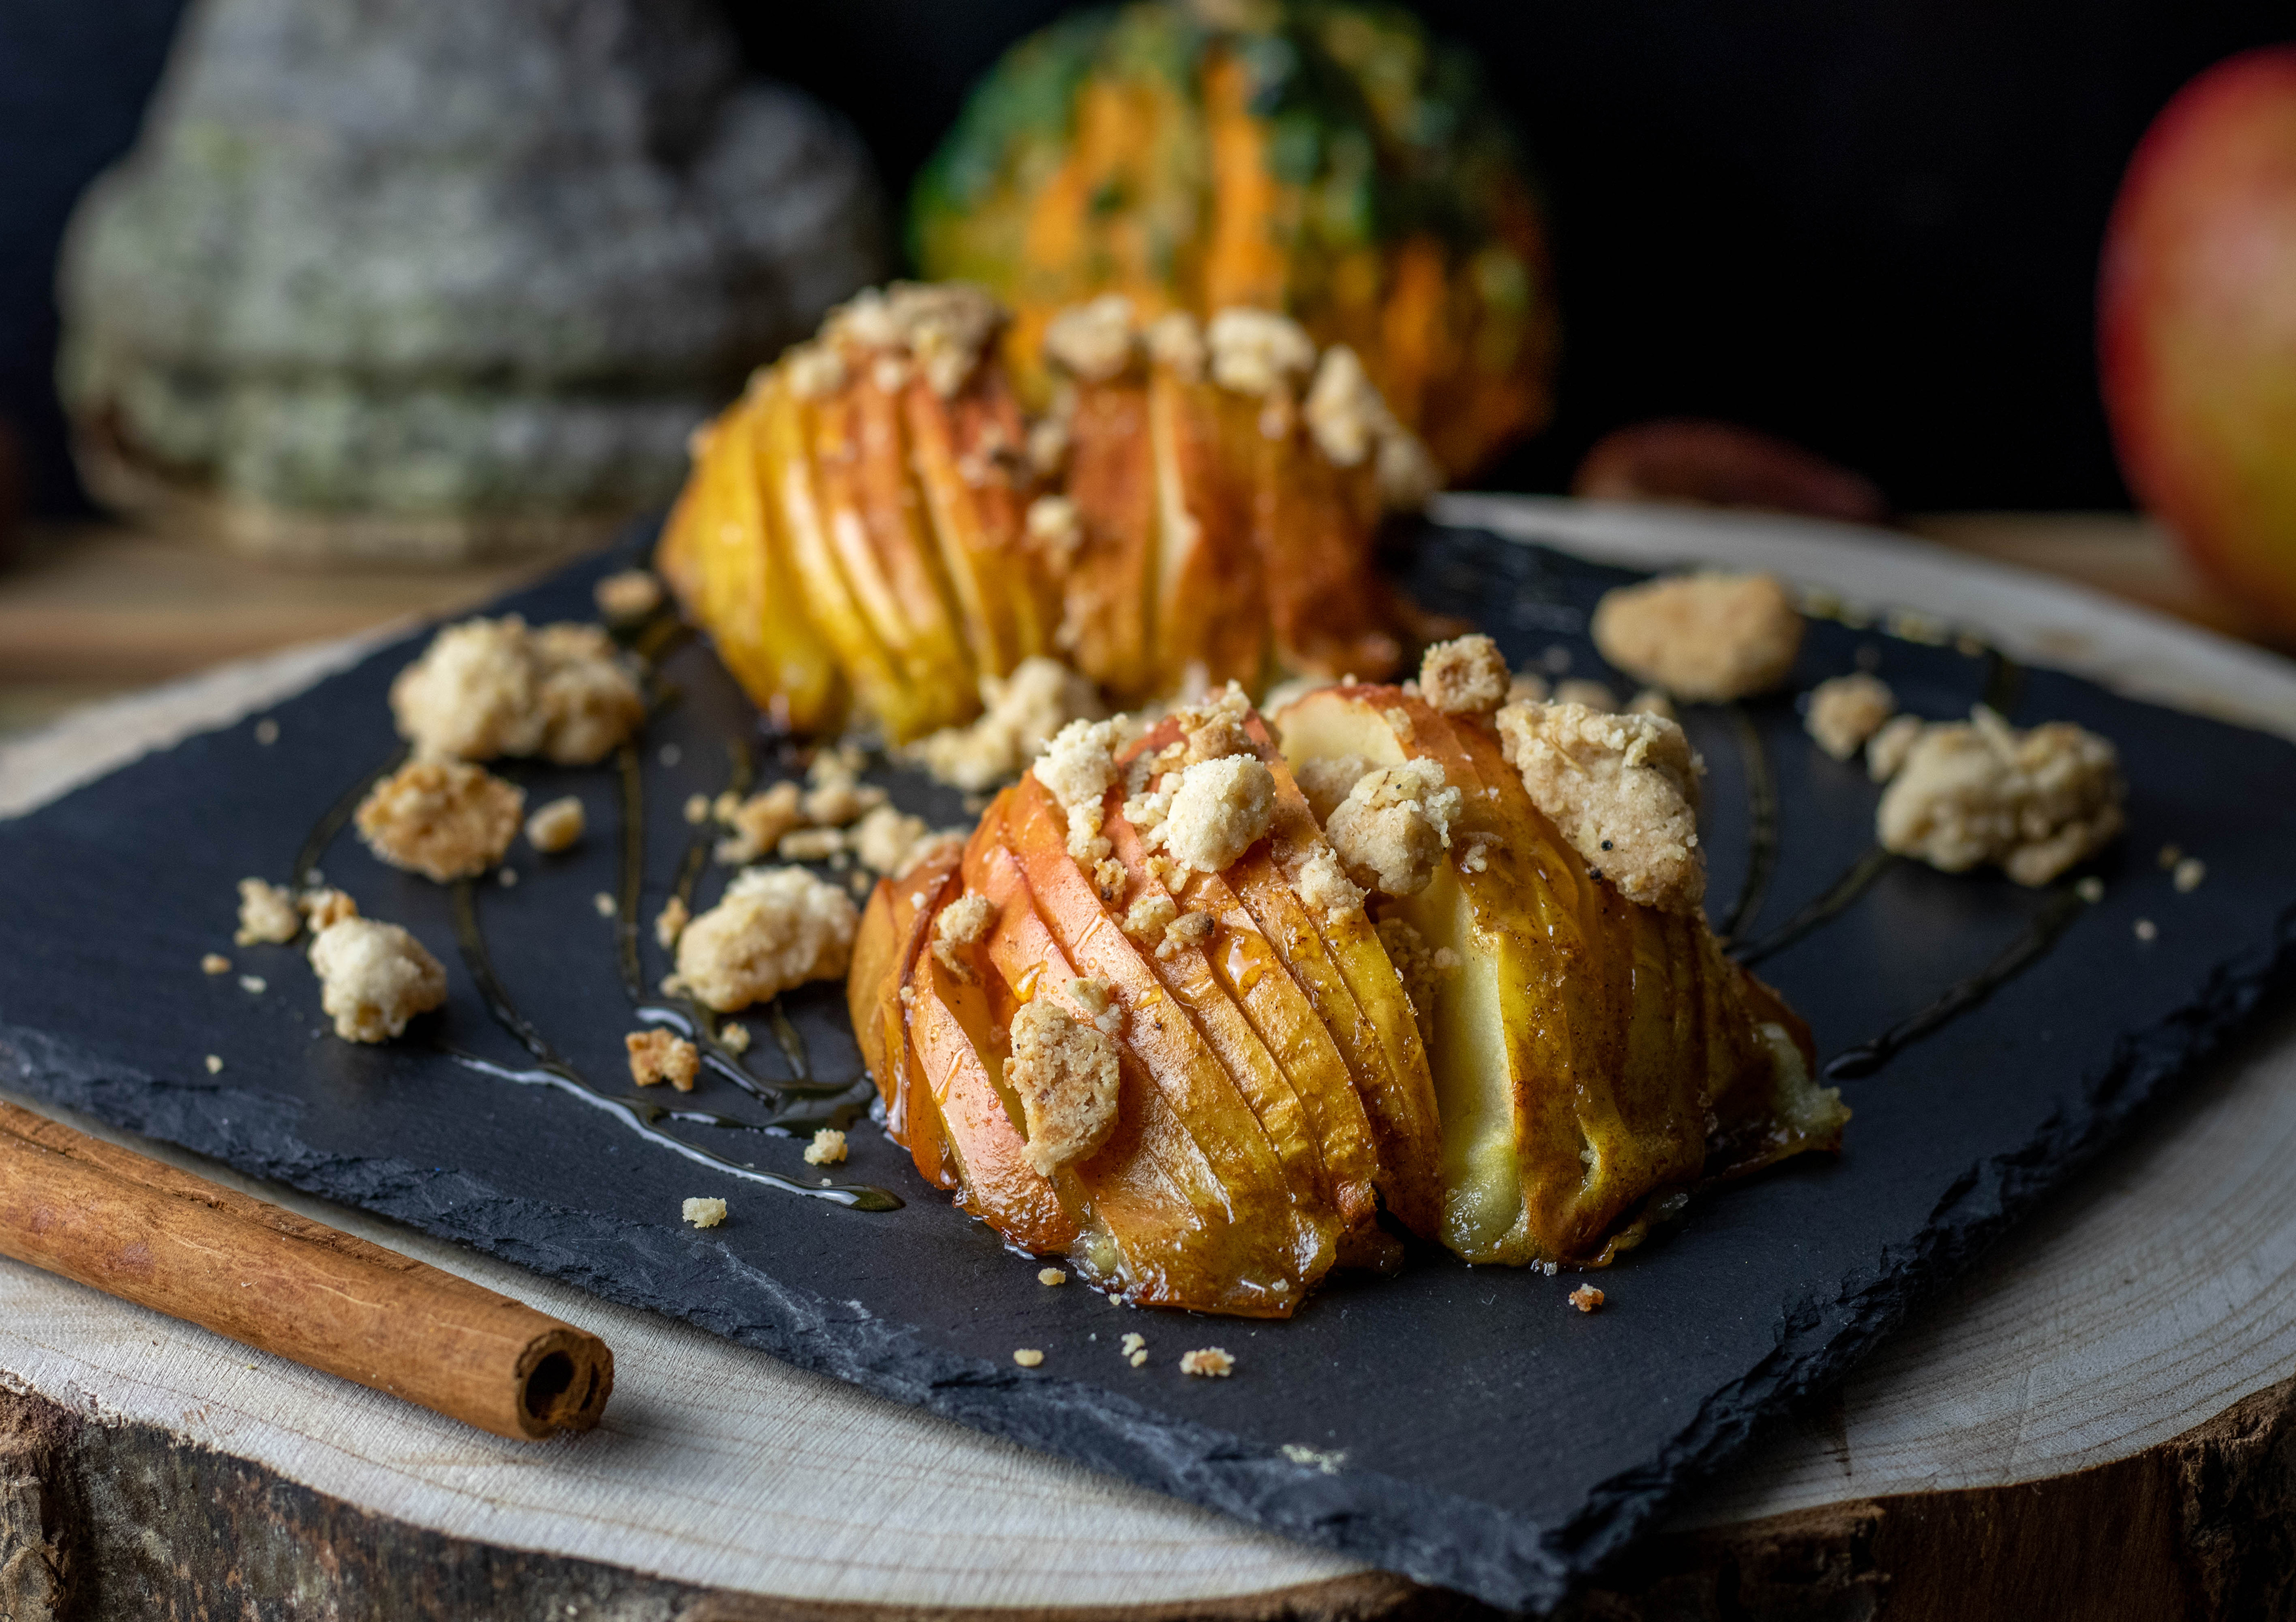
[[912, 1, 1557, 480]]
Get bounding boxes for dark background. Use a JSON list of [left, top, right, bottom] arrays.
[[5, 1, 2289, 518]]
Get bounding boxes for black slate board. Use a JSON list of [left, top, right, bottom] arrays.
[[3, 520, 2292, 1614]]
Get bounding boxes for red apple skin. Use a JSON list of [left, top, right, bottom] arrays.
[[2101, 47, 2296, 634]]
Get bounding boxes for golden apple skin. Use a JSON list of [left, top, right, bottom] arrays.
[[2101, 47, 2296, 634]]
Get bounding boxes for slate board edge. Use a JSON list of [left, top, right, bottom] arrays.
[[4, 520, 2292, 1612]]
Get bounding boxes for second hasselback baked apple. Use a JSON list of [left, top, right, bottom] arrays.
[[848, 644, 1848, 1316]]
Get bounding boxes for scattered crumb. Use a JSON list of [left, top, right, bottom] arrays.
[[1866, 714, 1925, 782], [1130, 1350, 1149, 1367], [1122, 889, 1180, 947], [800, 778, 888, 828], [1034, 717, 1126, 865], [1568, 1285, 1605, 1313], [355, 760, 524, 882], [851, 805, 928, 875], [201, 953, 233, 976], [676, 865, 859, 1012], [715, 783, 805, 865], [720, 1020, 751, 1054], [805, 1128, 848, 1166], [1281, 1444, 1346, 1474], [1043, 293, 1138, 381], [253, 718, 279, 747], [310, 918, 447, 1043], [1039, 1267, 1068, 1286], [2076, 875, 2105, 904], [1120, 1332, 1146, 1356], [684, 793, 710, 825], [1206, 307, 1315, 396], [1179, 1347, 1235, 1378], [388, 615, 643, 766], [1552, 679, 1618, 713], [1627, 688, 1677, 722], [655, 895, 691, 949], [1294, 845, 1366, 923], [1160, 755, 1275, 873], [2135, 917, 2158, 942], [594, 569, 663, 625], [204, 1054, 223, 1074], [300, 888, 358, 931], [498, 867, 520, 888], [1418, 635, 1510, 717], [1876, 707, 2125, 886], [235, 879, 301, 946], [594, 892, 617, 918], [1013, 1348, 1045, 1368], [1007, 995, 1121, 1176], [1591, 572, 1805, 700], [1158, 909, 1218, 961], [1325, 759, 1460, 898], [626, 1029, 701, 1091], [932, 892, 997, 980], [777, 827, 846, 863], [1806, 673, 1897, 760], [525, 795, 586, 854], [682, 1197, 727, 1229], [1497, 701, 1705, 915], [2173, 857, 2206, 894], [238, 975, 266, 995]]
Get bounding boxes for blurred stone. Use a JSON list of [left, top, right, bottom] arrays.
[[1573, 417, 1889, 526], [56, 0, 884, 566]]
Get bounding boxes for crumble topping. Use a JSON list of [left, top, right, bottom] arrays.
[[525, 795, 586, 854], [1807, 674, 1896, 760], [1034, 717, 1128, 865], [1496, 701, 1706, 915], [779, 828, 846, 865], [822, 282, 1003, 398], [388, 616, 644, 766], [355, 760, 523, 883], [1568, 1285, 1605, 1312], [1295, 845, 1367, 923], [1144, 310, 1207, 379], [1590, 572, 1805, 701], [655, 895, 690, 949], [783, 342, 847, 400], [909, 655, 1106, 791], [1866, 714, 1924, 781], [239, 974, 267, 995], [1123, 890, 1180, 946], [626, 1029, 701, 1091], [1044, 295, 1139, 382], [1876, 706, 2124, 886], [1007, 994, 1121, 1177], [852, 805, 928, 874], [932, 892, 997, 980], [1418, 635, 1510, 717], [682, 1197, 728, 1229], [1027, 414, 1071, 480], [201, 953, 232, 975], [805, 1127, 848, 1166], [235, 879, 301, 946], [593, 569, 663, 625], [300, 888, 358, 931], [1324, 759, 1460, 898], [715, 783, 805, 865], [310, 918, 447, 1043], [1206, 308, 1316, 397], [721, 1021, 752, 1054], [1160, 755, 1275, 873], [1302, 344, 1440, 507], [1179, 1347, 1235, 1377], [1013, 1348, 1045, 1367], [1296, 754, 1372, 825], [1039, 1267, 1067, 1286], [674, 866, 859, 1012], [1158, 909, 1218, 961]]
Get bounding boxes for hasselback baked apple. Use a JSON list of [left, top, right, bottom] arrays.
[[849, 645, 1847, 1316], [659, 281, 1430, 737], [911, 0, 1558, 479]]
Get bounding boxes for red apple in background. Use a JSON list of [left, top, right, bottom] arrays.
[[2101, 47, 2296, 638]]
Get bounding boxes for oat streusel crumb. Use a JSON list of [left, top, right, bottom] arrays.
[[1866, 714, 1925, 781], [1591, 572, 1805, 701], [310, 918, 447, 1043], [1158, 909, 1217, 961], [1008, 995, 1121, 1176], [1160, 755, 1275, 873], [625, 1029, 697, 1092], [720, 1020, 751, 1054], [1876, 706, 2124, 886], [676, 865, 859, 1013], [682, 1197, 728, 1229], [715, 783, 804, 865], [1806, 673, 1897, 761], [355, 760, 524, 882], [594, 892, 617, 918], [1497, 701, 1706, 915], [1035, 717, 1127, 865], [1568, 1285, 1605, 1312], [908, 657, 1106, 791], [235, 879, 301, 946], [1325, 759, 1460, 898], [684, 793, 711, 825], [239, 974, 267, 995], [775, 827, 846, 863], [1123, 890, 1180, 945], [1043, 294, 1139, 383], [594, 569, 663, 625], [1012, 1348, 1046, 1367], [932, 892, 998, 980], [805, 1127, 848, 1165], [525, 795, 587, 854], [1039, 1267, 1068, 1286], [2174, 856, 2206, 893], [1418, 635, 1511, 717], [204, 1054, 223, 1074], [851, 805, 928, 875], [389, 615, 643, 766], [1179, 1347, 1235, 1377], [1206, 308, 1316, 396], [201, 953, 233, 976], [1294, 846, 1367, 923], [299, 888, 358, 932]]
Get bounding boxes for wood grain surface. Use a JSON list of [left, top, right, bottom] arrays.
[[3, 499, 2293, 1619]]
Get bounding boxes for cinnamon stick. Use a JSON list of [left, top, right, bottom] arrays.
[[0, 1101, 611, 1440]]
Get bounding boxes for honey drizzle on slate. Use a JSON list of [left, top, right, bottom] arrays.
[[294, 744, 408, 886], [1713, 704, 1778, 943], [1731, 845, 1898, 968]]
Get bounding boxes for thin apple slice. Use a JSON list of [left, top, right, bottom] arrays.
[[1000, 779, 1334, 1306], [1057, 381, 1160, 701], [1146, 366, 1266, 694], [904, 366, 1052, 677], [851, 848, 962, 1190]]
